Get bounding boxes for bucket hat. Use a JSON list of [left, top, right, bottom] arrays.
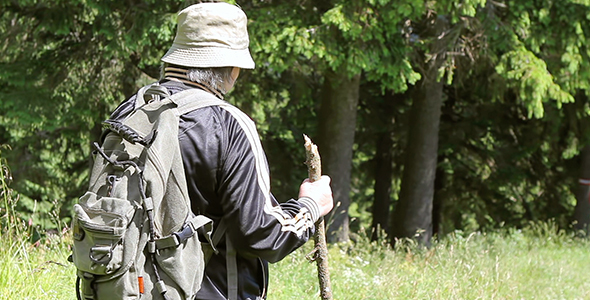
[[161, 2, 255, 69]]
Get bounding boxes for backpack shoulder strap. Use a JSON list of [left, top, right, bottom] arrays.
[[207, 219, 237, 300], [136, 83, 231, 116], [166, 87, 240, 299], [169, 88, 231, 115], [135, 83, 171, 110], [226, 235, 238, 300]]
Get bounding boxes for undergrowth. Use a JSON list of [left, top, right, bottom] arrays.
[[1, 147, 590, 299], [269, 224, 590, 299], [0, 146, 74, 300]]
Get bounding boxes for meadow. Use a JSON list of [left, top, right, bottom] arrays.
[[1, 221, 589, 300]]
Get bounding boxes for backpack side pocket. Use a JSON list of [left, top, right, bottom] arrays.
[[72, 192, 137, 275]]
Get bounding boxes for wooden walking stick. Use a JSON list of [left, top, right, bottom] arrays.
[[303, 134, 333, 300]]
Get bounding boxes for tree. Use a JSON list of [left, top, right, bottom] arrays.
[[0, 0, 179, 226], [4, 0, 590, 245], [248, 0, 420, 242], [426, 0, 590, 236], [391, 1, 484, 245], [369, 92, 398, 240], [573, 144, 590, 233], [317, 67, 361, 242]]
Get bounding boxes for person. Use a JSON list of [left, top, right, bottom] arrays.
[[108, 2, 334, 299]]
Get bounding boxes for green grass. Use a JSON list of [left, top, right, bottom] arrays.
[[269, 225, 590, 300], [0, 223, 589, 299], [0, 231, 74, 300]]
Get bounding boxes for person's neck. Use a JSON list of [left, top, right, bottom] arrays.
[[164, 66, 224, 99]]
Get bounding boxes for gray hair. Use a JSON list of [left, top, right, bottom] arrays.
[[161, 63, 234, 94]]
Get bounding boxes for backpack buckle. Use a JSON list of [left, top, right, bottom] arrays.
[[154, 225, 196, 250], [89, 245, 113, 265], [173, 224, 196, 244]]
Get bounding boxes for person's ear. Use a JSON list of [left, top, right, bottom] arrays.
[[223, 67, 241, 93], [231, 67, 240, 82]]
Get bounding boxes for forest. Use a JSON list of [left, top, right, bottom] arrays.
[[1, 0, 590, 248]]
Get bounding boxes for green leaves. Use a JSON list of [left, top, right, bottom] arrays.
[[249, 0, 422, 93], [0, 0, 185, 229], [496, 46, 574, 118], [0, 0, 589, 238]]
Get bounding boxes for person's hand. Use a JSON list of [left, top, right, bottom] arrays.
[[298, 175, 334, 217]]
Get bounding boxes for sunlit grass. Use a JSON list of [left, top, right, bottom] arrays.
[[0, 232, 75, 300], [269, 224, 590, 300], [2, 149, 590, 299], [1, 221, 589, 300], [1, 147, 76, 300]]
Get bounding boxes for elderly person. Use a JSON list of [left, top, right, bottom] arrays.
[[109, 2, 333, 299]]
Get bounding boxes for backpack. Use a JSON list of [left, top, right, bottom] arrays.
[[71, 84, 229, 300]]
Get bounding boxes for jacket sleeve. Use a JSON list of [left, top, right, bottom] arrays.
[[217, 105, 320, 263], [179, 104, 319, 263]]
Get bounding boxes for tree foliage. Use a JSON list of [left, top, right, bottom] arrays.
[[1, 0, 590, 246], [0, 0, 179, 226]]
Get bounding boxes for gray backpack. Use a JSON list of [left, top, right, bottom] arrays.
[[71, 84, 229, 300]]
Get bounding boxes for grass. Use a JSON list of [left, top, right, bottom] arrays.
[[0, 148, 77, 300], [0, 232, 74, 300], [2, 154, 589, 299], [269, 225, 590, 300], [0, 222, 589, 299]]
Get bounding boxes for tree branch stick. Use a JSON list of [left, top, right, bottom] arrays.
[[304, 134, 333, 300]]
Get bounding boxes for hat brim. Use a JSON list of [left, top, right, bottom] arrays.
[[161, 45, 255, 69]]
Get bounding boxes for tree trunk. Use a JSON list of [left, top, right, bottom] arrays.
[[432, 166, 445, 237], [573, 145, 590, 234], [371, 130, 394, 240], [391, 15, 449, 246], [370, 92, 397, 241], [317, 66, 361, 243], [391, 73, 443, 246]]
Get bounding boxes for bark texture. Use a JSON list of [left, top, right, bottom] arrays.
[[391, 76, 443, 246], [573, 145, 590, 233], [371, 128, 394, 240], [317, 66, 361, 243], [304, 135, 332, 300], [391, 15, 448, 246]]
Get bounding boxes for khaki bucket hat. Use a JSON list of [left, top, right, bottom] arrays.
[[161, 2, 255, 69]]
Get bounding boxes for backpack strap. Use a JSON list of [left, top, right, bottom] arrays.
[[135, 83, 172, 110], [226, 235, 238, 300], [167, 86, 239, 299], [168, 87, 231, 115], [154, 215, 214, 250], [208, 219, 238, 300], [137, 83, 231, 115]]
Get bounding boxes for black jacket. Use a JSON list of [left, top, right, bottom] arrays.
[[109, 80, 320, 300]]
